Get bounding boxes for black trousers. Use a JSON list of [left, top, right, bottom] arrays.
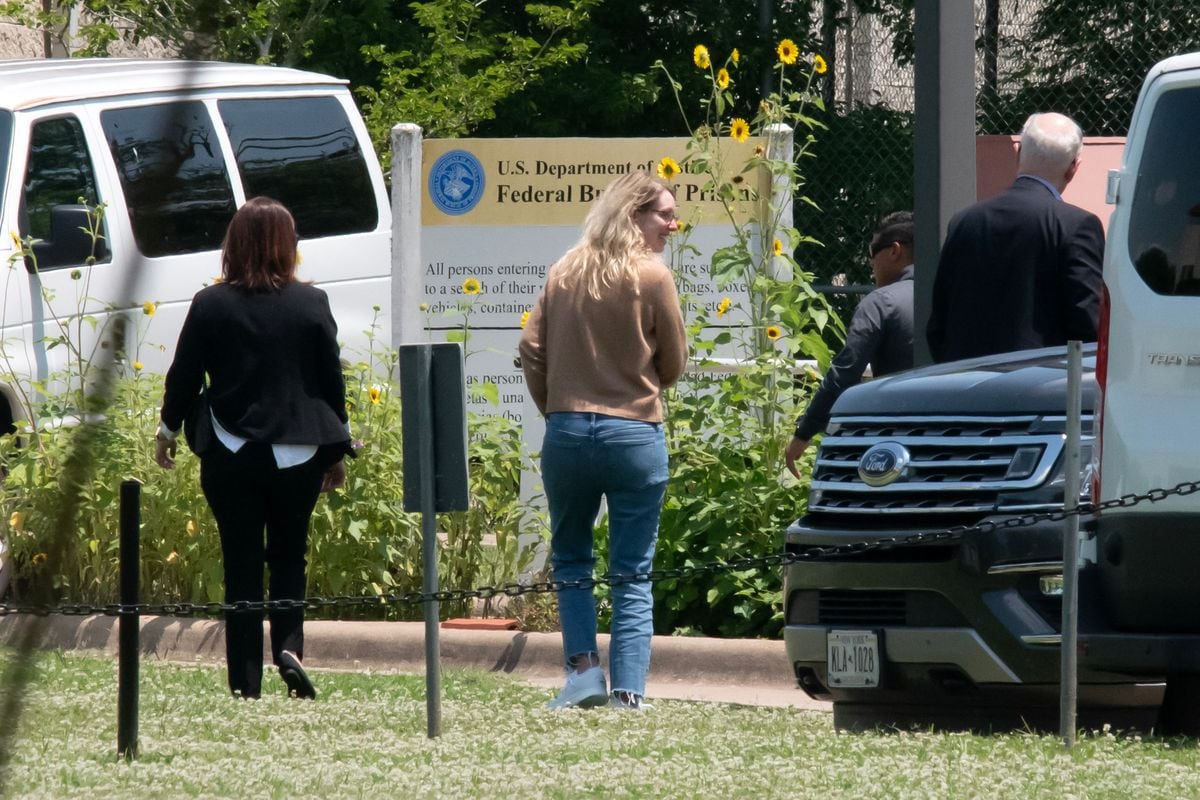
[[200, 440, 324, 696]]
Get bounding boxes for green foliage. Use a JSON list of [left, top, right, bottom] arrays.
[[357, 0, 595, 153]]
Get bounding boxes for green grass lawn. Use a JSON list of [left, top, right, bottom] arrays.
[[1, 651, 1199, 799]]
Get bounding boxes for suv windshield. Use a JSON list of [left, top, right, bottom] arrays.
[[1128, 86, 1200, 295]]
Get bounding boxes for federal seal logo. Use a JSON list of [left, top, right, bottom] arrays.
[[429, 150, 485, 215]]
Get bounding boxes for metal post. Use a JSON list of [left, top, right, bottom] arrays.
[[1059, 341, 1083, 746], [117, 479, 140, 760], [415, 346, 442, 738], [912, 0, 976, 366]]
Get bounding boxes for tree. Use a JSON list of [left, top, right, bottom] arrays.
[[356, 0, 596, 146], [988, 0, 1200, 136]]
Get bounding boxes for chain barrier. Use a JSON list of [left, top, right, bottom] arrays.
[[5, 478, 1200, 620]]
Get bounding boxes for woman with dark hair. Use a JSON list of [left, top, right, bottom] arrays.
[[154, 196, 353, 699], [519, 170, 688, 710]]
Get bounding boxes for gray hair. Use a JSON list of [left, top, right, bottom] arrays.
[[1018, 112, 1083, 178]]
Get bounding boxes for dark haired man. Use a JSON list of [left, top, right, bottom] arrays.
[[785, 211, 914, 478]]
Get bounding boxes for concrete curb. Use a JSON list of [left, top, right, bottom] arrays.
[[0, 614, 830, 710]]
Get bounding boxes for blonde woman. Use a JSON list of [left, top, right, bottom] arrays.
[[519, 170, 688, 710]]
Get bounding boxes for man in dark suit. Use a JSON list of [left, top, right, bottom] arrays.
[[926, 112, 1104, 362]]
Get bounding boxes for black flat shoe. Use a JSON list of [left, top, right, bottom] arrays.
[[279, 650, 316, 699]]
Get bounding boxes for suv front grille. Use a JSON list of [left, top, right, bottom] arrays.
[[808, 414, 1092, 515], [786, 589, 968, 627]]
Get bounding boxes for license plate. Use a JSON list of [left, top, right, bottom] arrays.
[[827, 630, 881, 688]]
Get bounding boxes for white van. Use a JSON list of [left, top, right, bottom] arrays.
[[1089, 51, 1200, 731], [0, 58, 391, 431]]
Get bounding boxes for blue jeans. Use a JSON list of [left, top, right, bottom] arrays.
[[542, 412, 668, 697]]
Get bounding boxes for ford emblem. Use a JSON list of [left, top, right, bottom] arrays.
[[858, 442, 911, 487]]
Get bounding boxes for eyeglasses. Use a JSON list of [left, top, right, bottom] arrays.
[[869, 238, 912, 258], [643, 207, 679, 223]]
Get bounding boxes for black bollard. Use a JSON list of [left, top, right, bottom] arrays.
[[116, 479, 140, 760]]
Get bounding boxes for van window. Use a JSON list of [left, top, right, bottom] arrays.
[[101, 101, 237, 258], [1127, 87, 1200, 295], [22, 115, 109, 269], [0, 110, 11, 214], [218, 96, 378, 238]]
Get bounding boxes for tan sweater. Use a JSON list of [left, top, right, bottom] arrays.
[[519, 255, 688, 422]]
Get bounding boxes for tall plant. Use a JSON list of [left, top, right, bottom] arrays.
[[597, 40, 843, 638]]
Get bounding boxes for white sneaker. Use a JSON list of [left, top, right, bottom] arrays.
[[547, 665, 608, 709], [609, 691, 653, 711]]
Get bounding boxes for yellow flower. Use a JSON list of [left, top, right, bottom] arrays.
[[813, 54, 828, 75], [186, 519, 197, 536], [778, 38, 798, 65], [462, 277, 481, 295], [9, 512, 23, 531], [31, 552, 47, 565], [675, 219, 691, 234], [716, 297, 732, 318], [731, 48, 740, 65], [729, 118, 750, 143], [368, 385, 382, 405], [520, 310, 531, 329], [657, 156, 681, 180], [693, 44, 711, 70], [766, 325, 783, 341], [166, 551, 178, 564], [773, 238, 784, 257], [753, 145, 765, 158], [132, 360, 144, 371], [419, 302, 430, 312], [717, 68, 731, 90], [142, 301, 157, 317], [8, 231, 20, 250]]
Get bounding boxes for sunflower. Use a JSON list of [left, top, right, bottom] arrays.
[[766, 325, 783, 341], [716, 297, 732, 318], [773, 238, 784, 257], [132, 360, 144, 371], [777, 38, 798, 65], [730, 48, 740, 65], [716, 68, 731, 90], [142, 300, 157, 317], [813, 54, 828, 75], [693, 44, 711, 70], [520, 310, 531, 329], [9, 512, 22, 531], [368, 385, 383, 405], [657, 156, 682, 180], [31, 552, 47, 566], [462, 277, 482, 295], [729, 118, 750, 143]]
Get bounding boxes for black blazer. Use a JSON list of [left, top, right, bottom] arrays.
[[161, 281, 350, 450], [926, 176, 1104, 363]]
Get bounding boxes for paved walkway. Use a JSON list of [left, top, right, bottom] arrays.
[[0, 614, 830, 711]]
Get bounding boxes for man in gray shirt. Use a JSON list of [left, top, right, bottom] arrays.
[[785, 211, 914, 478]]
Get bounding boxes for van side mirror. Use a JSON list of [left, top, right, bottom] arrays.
[[27, 204, 108, 272]]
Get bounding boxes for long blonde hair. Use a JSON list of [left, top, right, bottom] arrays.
[[553, 170, 674, 300]]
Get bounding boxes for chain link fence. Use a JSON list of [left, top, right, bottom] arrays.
[[796, 0, 1200, 312]]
